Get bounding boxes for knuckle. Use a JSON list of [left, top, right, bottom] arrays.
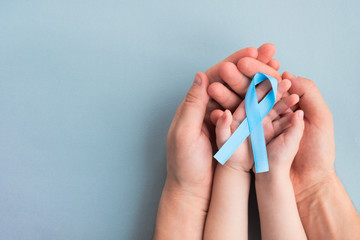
[[237, 57, 252, 71], [244, 47, 258, 58], [305, 78, 317, 88], [184, 91, 201, 107], [208, 82, 222, 98], [219, 62, 234, 80], [273, 71, 282, 82]]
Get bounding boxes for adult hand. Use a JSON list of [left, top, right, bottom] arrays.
[[282, 72, 335, 195], [164, 43, 281, 202], [205, 43, 280, 129], [166, 72, 213, 199], [208, 60, 335, 189], [283, 72, 360, 240], [154, 43, 281, 240], [207, 63, 360, 239]]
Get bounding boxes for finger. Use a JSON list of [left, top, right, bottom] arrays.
[[283, 71, 298, 112], [263, 93, 299, 143], [282, 71, 296, 81], [210, 109, 225, 125], [282, 71, 332, 123], [219, 61, 250, 96], [201, 122, 210, 138], [177, 72, 209, 131], [268, 59, 280, 71], [237, 57, 282, 82], [230, 100, 246, 131], [208, 81, 242, 111], [290, 102, 299, 112], [265, 94, 300, 123], [206, 98, 223, 120], [276, 79, 291, 101], [206, 47, 258, 83], [253, 80, 271, 102], [269, 113, 293, 141], [257, 43, 281, 71], [283, 110, 305, 148], [215, 110, 233, 147], [225, 47, 258, 63], [257, 43, 276, 64]]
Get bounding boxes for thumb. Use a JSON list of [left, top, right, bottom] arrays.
[[283, 110, 305, 150], [283, 71, 332, 124], [177, 72, 210, 131]]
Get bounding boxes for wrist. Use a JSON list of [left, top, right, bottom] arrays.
[[295, 172, 339, 226], [162, 177, 210, 212], [255, 171, 294, 197], [220, 162, 251, 178], [154, 178, 209, 240], [255, 169, 291, 185], [203, 163, 251, 239], [295, 172, 360, 239], [164, 170, 213, 202], [295, 171, 338, 204]]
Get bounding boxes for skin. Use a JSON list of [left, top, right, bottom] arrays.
[[154, 43, 280, 240], [255, 111, 306, 240], [154, 72, 211, 240], [284, 72, 360, 240], [208, 61, 360, 239], [155, 43, 360, 239], [204, 81, 306, 240]]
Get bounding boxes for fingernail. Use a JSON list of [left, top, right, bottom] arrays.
[[298, 111, 304, 119], [287, 72, 296, 79], [193, 75, 201, 86]]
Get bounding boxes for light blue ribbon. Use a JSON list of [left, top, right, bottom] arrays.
[[214, 73, 278, 173]]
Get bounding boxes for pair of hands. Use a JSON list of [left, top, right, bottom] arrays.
[[165, 43, 335, 209], [214, 80, 304, 176]]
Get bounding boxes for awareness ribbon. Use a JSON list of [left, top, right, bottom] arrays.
[[213, 73, 278, 173]]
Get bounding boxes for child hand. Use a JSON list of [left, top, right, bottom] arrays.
[[214, 80, 300, 173], [254, 109, 306, 240], [265, 110, 305, 176]]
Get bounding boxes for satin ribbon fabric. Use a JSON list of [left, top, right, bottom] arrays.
[[213, 73, 278, 173]]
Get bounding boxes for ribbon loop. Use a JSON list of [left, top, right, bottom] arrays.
[[213, 73, 277, 173]]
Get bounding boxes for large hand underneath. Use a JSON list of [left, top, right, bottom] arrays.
[[210, 64, 360, 240], [154, 44, 281, 240], [282, 72, 335, 195], [165, 44, 282, 201], [283, 72, 360, 240]]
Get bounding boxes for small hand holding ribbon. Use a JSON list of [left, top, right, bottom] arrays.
[[214, 73, 278, 173]]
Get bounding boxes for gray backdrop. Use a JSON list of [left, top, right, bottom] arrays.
[[0, 0, 359, 239]]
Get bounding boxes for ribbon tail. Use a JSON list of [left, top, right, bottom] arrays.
[[214, 119, 250, 165], [250, 122, 269, 173]]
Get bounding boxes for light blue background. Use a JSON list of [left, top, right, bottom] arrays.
[[1, 0, 359, 239]]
